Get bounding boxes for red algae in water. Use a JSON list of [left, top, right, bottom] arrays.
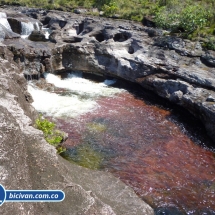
[[58, 91, 215, 214]]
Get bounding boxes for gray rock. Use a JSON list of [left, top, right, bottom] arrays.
[[154, 36, 203, 57], [4, 38, 53, 76], [201, 50, 215, 66], [147, 28, 162, 37], [0, 55, 154, 215], [1, 6, 215, 144], [28, 30, 47, 41], [49, 30, 61, 43], [45, 13, 67, 30], [170, 90, 184, 102], [142, 16, 156, 27]]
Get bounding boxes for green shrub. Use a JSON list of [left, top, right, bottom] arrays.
[[154, 2, 213, 40], [154, 7, 180, 30], [93, 0, 112, 10], [102, 1, 118, 17], [35, 115, 65, 153], [180, 5, 211, 34], [35, 115, 55, 136]]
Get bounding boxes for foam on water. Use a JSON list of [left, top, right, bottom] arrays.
[[42, 28, 51, 39], [21, 22, 40, 38], [45, 73, 123, 98], [21, 35, 29, 39], [21, 22, 34, 35], [34, 22, 40, 31], [28, 84, 97, 118], [0, 12, 12, 31], [28, 73, 124, 118], [0, 12, 7, 18]]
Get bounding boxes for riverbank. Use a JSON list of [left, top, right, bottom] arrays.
[[0, 5, 157, 215], [1, 5, 214, 144], [28, 71, 215, 214], [0, 45, 154, 214], [0, 5, 215, 214]]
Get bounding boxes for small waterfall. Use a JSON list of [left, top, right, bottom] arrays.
[[21, 21, 40, 38], [42, 28, 52, 39], [0, 25, 5, 40], [21, 22, 34, 35], [0, 12, 6, 18], [0, 12, 12, 32], [34, 22, 40, 31]]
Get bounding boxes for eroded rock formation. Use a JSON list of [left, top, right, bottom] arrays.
[[0, 8, 154, 215], [0, 4, 215, 213], [42, 9, 215, 142]]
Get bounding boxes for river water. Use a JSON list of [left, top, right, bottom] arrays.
[[28, 72, 215, 215]]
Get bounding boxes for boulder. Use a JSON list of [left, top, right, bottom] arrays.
[[28, 30, 47, 41]]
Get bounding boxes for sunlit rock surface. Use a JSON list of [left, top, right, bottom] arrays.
[[0, 45, 154, 214], [0, 6, 213, 142], [0, 4, 215, 214]]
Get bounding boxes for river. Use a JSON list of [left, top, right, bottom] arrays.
[[28, 72, 215, 215]]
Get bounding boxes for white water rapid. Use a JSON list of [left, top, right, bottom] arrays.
[[0, 12, 12, 32], [28, 73, 124, 118], [21, 22, 40, 38]]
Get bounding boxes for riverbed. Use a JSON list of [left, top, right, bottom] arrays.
[[28, 72, 215, 214]]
